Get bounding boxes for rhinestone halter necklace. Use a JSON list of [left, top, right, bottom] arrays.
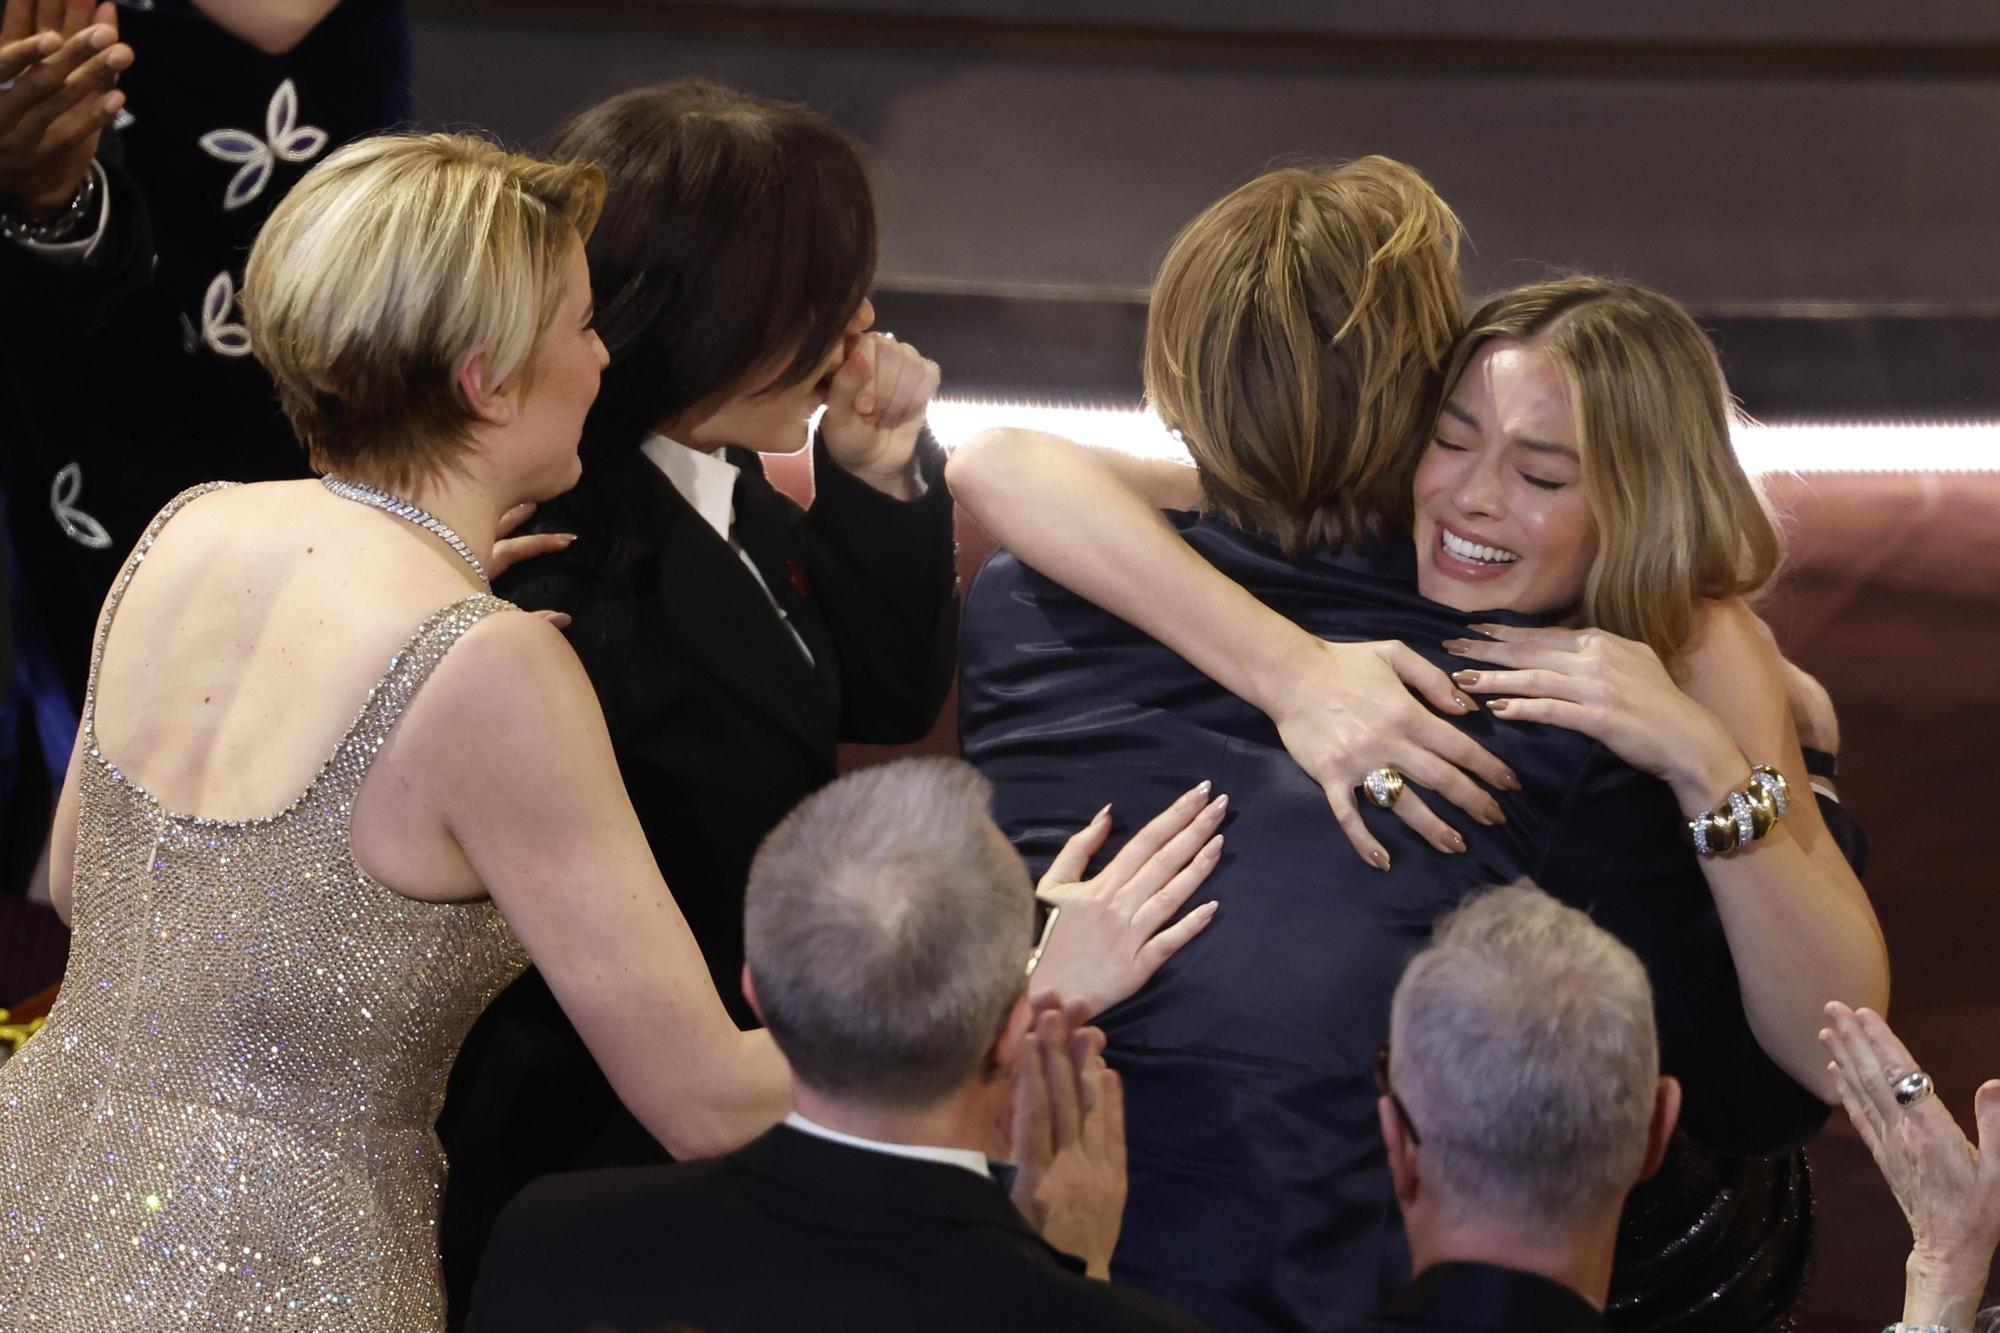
[[320, 474, 490, 589]]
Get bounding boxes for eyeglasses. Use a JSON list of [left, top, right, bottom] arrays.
[[1373, 1045, 1422, 1146]]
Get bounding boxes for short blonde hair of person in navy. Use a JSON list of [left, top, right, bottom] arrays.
[[242, 132, 606, 490], [1143, 157, 1466, 559]]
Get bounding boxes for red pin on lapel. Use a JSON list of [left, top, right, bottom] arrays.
[[788, 558, 811, 599]]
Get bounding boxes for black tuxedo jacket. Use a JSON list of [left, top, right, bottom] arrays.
[[959, 513, 1828, 1333], [465, 1124, 1212, 1333], [436, 434, 957, 1322], [1337, 1264, 1609, 1333]]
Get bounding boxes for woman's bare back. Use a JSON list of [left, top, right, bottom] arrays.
[[72, 479, 502, 903]]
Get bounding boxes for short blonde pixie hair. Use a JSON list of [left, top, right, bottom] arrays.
[[1442, 277, 1781, 660], [243, 132, 605, 488], [1144, 157, 1465, 557]]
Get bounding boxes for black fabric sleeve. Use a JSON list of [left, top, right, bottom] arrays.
[[0, 139, 154, 341], [1532, 750, 1831, 1157], [796, 427, 959, 745]]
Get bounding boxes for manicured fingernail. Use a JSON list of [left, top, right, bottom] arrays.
[[1488, 698, 1512, 714], [547, 612, 572, 629], [1444, 830, 1466, 853], [1452, 691, 1477, 712], [1207, 793, 1228, 817], [1199, 901, 1220, 917], [559, 532, 578, 545], [1452, 670, 1479, 688], [1469, 624, 1501, 635], [1200, 835, 1223, 860], [1369, 848, 1391, 872], [1093, 803, 1112, 824], [1443, 641, 1473, 656], [1499, 769, 1522, 791], [1192, 779, 1212, 799], [1486, 803, 1505, 825]]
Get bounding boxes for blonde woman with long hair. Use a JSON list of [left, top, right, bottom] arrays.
[[949, 162, 1886, 1331]]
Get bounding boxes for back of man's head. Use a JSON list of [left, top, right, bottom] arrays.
[[1389, 883, 1662, 1227], [745, 757, 1035, 1110]]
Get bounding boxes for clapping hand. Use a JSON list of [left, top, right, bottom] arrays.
[[1026, 782, 1225, 1019], [0, 0, 131, 217], [1009, 999, 1126, 1279], [819, 331, 940, 498], [1820, 1001, 2000, 1331]]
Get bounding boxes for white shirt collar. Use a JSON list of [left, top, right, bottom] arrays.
[[784, 1111, 992, 1179], [639, 432, 740, 541]]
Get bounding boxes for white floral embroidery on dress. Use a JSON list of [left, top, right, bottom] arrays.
[[50, 463, 113, 550], [197, 78, 329, 212], [199, 270, 254, 357]]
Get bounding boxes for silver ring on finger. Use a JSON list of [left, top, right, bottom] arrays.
[[1893, 1070, 1935, 1108], [1362, 767, 1406, 810]]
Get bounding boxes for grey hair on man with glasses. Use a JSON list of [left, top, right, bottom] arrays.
[[1354, 883, 1682, 1332]]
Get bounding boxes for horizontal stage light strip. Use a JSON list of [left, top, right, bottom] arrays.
[[924, 399, 2000, 474]]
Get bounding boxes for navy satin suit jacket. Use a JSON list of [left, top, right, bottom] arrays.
[[959, 513, 1827, 1333]]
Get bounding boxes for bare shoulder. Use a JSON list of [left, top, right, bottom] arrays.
[[422, 608, 596, 725], [1674, 599, 1790, 736]]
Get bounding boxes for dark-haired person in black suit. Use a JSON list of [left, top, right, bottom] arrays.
[[466, 759, 1212, 1333], [436, 79, 959, 1320]]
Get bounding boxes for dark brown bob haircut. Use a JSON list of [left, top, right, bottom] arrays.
[[550, 78, 878, 454]]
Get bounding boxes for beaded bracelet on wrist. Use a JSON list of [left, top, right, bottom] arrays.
[[0, 166, 100, 245], [1685, 764, 1790, 857]]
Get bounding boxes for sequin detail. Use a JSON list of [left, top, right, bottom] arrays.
[[1, 485, 529, 1329]]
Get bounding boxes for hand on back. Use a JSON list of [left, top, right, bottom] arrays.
[[1027, 783, 1226, 1019], [1261, 634, 1519, 870]]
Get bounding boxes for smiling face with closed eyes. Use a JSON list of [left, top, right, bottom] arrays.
[[1411, 338, 1599, 619]]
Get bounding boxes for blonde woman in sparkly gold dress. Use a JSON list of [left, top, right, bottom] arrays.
[[0, 134, 801, 1331]]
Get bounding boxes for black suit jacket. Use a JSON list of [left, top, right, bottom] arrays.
[[437, 434, 958, 1322], [958, 513, 1827, 1333], [466, 1124, 1212, 1333], [1337, 1264, 1608, 1333]]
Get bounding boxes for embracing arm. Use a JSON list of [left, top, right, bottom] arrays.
[[423, 614, 790, 1158], [1458, 602, 1888, 1100], [947, 427, 1515, 865], [1671, 603, 1888, 1096]]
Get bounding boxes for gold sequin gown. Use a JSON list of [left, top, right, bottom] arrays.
[[0, 486, 531, 1330]]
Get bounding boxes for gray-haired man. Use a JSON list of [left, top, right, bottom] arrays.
[[467, 756, 1212, 1333], [1349, 884, 1682, 1333]]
